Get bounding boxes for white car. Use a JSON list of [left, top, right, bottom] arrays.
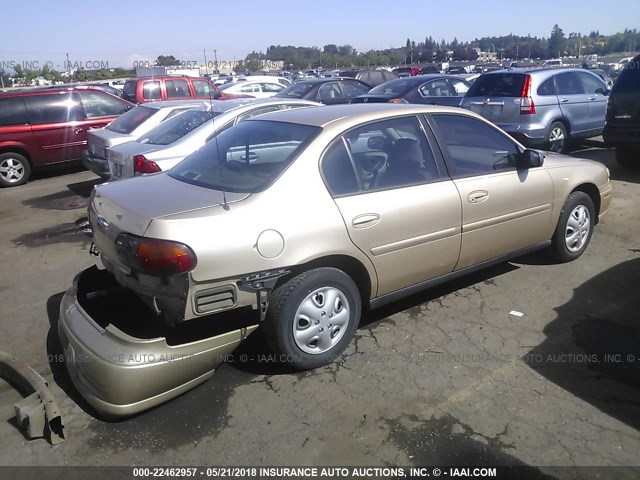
[[107, 98, 321, 179], [218, 79, 289, 98], [83, 100, 211, 178]]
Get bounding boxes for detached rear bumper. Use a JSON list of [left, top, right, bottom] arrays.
[[82, 150, 110, 179], [58, 267, 257, 418]]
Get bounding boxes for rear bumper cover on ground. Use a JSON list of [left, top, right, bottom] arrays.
[[58, 267, 257, 418]]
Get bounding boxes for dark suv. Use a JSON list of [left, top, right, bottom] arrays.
[[0, 87, 133, 187], [121, 76, 250, 104], [603, 54, 640, 168]]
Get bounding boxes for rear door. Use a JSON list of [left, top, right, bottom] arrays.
[[554, 72, 590, 134], [24, 93, 87, 166], [428, 113, 553, 270], [321, 115, 462, 296]]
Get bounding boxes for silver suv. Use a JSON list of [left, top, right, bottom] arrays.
[[460, 68, 609, 153]]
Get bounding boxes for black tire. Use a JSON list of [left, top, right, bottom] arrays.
[[545, 122, 569, 154], [263, 267, 361, 370], [0, 152, 31, 187], [615, 147, 639, 169], [549, 191, 596, 262]]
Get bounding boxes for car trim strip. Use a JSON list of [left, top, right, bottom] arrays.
[[462, 204, 551, 233], [370, 226, 461, 256]]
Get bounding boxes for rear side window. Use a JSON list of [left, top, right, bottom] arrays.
[[537, 77, 557, 96], [143, 81, 161, 100], [321, 139, 360, 196], [106, 105, 155, 134], [138, 110, 217, 145], [555, 73, 582, 95], [165, 79, 190, 98], [78, 91, 128, 118], [0, 97, 28, 126], [612, 58, 640, 93], [24, 93, 85, 124], [466, 73, 526, 97]]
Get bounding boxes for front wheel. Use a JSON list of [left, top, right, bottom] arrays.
[[549, 192, 595, 262], [546, 122, 569, 154], [263, 268, 361, 370], [0, 152, 31, 187]]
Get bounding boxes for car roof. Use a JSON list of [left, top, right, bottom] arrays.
[[292, 77, 365, 85], [0, 85, 119, 97], [126, 76, 207, 81], [249, 103, 476, 128], [184, 97, 322, 114], [139, 100, 213, 110]]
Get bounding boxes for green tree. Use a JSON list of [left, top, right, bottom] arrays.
[[155, 55, 181, 66], [548, 24, 566, 57]]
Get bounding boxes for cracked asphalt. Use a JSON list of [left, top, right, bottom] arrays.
[[0, 142, 639, 477]]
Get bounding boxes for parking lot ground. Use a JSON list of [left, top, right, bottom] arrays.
[[0, 142, 639, 476]]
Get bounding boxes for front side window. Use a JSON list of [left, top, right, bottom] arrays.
[[576, 72, 606, 94], [430, 114, 520, 176], [24, 93, 85, 124], [169, 120, 321, 193], [165, 79, 190, 98], [137, 110, 217, 145], [341, 81, 369, 97], [142, 81, 161, 100], [418, 79, 452, 97], [78, 91, 128, 118], [276, 82, 315, 99], [449, 79, 470, 95], [261, 82, 285, 93], [193, 80, 216, 97], [317, 82, 342, 100]]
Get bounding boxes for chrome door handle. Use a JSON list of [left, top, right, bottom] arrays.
[[468, 190, 489, 203], [588, 96, 597, 101], [559, 98, 569, 103], [74, 128, 83, 134]]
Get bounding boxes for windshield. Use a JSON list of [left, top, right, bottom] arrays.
[[107, 106, 155, 134], [369, 78, 414, 95], [276, 82, 315, 98], [137, 110, 218, 146], [168, 120, 321, 193], [466, 73, 526, 97]]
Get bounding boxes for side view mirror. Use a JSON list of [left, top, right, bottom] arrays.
[[367, 136, 386, 150], [517, 149, 544, 169], [595, 87, 609, 96]]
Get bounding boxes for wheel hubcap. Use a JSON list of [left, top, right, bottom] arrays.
[[0, 158, 25, 183], [293, 287, 350, 355], [549, 127, 565, 152], [565, 205, 591, 252]]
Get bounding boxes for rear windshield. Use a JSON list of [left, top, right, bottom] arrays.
[[121, 81, 137, 102], [276, 82, 315, 98], [137, 110, 218, 146], [613, 58, 640, 94], [107, 106, 155, 134], [369, 78, 414, 95], [168, 120, 321, 193], [466, 73, 527, 97]]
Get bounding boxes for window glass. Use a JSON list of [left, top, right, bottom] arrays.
[[276, 82, 315, 98], [239, 84, 260, 93], [537, 77, 557, 96], [369, 78, 413, 95], [418, 79, 452, 97], [193, 80, 216, 97], [341, 81, 369, 97], [261, 82, 285, 93], [555, 73, 582, 95], [142, 81, 161, 100], [78, 91, 128, 118], [169, 120, 321, 193], [430, 114, 520, 175], [466, 73, 527, 97], [24, 93, 84, 124], [449, 79, 470, 95], [321, 139, 360, 196], [137, 110, 218, 145], [317, 82, 342, 100], [576, 72, 606, 94], [122, 80, 137, 102], [344, 116, 439, 190], [165, 79, 190, 98], [0, 97, 28, 126], [106, 105, 155, 133]]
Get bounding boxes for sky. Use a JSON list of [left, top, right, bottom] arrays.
[[1, 0, 639, 70]]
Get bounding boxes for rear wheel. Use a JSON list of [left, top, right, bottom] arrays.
[[0, 152, 31, 187], [263, 268, 361, 370], [615, 147, 638, 169], [549, 191, 595, 262], [546, 122, 569, 154]]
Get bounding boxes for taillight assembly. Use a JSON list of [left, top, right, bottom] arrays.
[[520, 75, 536, 115], [115, 233, 197, 276], [133, 154, 161, 175]]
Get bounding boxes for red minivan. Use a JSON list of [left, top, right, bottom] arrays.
[[0, 86, 134, 187], [120, 76, 251, 104]]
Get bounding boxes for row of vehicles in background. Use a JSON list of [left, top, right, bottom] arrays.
[[1, 54, 638, 187]]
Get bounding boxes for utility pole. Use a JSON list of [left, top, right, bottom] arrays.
[[214, 49, 218, 73], [66, 52, 71, 76]]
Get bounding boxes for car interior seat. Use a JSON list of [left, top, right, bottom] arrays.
[[378, 138, 432, 188]]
